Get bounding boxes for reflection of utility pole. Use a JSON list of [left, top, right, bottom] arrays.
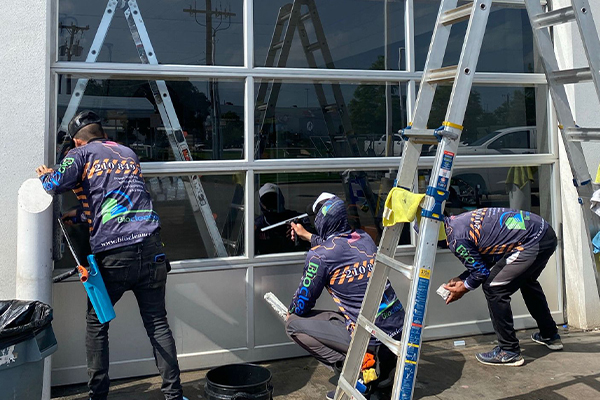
[[59, 22, 89, 94], [184, 1, 236, 159]]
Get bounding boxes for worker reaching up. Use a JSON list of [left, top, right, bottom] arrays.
[[443, 207, 562, 367], [287, 193, 405, 400]]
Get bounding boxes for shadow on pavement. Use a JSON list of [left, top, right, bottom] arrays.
[[413, 343, 466, 399], [499, 372, 600, 400]]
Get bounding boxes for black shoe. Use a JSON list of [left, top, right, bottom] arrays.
[[326, 390, 335, 400], [531, 332, 563, 350], [475, 346, 524, 366]]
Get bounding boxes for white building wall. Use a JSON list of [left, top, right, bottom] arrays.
[[555, 0, 600, 328], [0, 0, 52, 299]]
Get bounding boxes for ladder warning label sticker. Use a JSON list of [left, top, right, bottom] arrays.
[[401, 364, 416, 399], [409, 325, 422, 344], [412, 276, 429, 325], [437, 151, 455, 190], [419, 268, 431, 279]]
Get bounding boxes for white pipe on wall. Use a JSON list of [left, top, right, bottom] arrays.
[[16, 178, 54, 400]]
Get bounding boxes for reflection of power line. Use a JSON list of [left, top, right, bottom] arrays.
[[59, 22, 89, 94], [184, 1, 236, 159]]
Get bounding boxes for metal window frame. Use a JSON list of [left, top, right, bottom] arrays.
[[50, 0, 560, 268]]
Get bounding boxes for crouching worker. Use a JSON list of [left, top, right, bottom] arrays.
[[36, 111, 185, 400], [443, 208, 562, 367], [287, 193, 405, 399]]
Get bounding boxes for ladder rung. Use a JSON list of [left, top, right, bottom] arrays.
[[272, 41, 284, 51], [400, 128, 439, 145], [277, 12, 292, 24], [324, 104, 339, 113], [426, 65, 458, 84], [566, 127, 600, 141], [357, 315, 402, 356], [375, 252, 413, 280], [256, 103, 268, 111], [440, 2, 473, 26], [532, 6, 575, 29], [306, 42, 321, 53], [299, 12, 312, 22], [551, 67, 592, 85], [337, 376, 368, 400]]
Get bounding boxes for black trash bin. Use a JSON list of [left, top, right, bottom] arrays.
[[0, 300, 58, 400]]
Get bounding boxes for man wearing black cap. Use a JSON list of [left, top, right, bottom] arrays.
[[36, 111, 185, 400]]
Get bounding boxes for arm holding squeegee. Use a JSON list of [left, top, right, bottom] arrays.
[[261, 213, 309, 246]]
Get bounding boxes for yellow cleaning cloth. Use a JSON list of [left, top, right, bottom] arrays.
[[506, 166, 536, 189], [596, 163, 600, 184], [382, 187, 425, 227], [362, 368, 378, 384]]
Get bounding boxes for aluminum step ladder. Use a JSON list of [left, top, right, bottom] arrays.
[[335, 1, 498, 399], [256, 0, 382, 234], [523, 0, 600, 292], [57, 0, 228, 257]]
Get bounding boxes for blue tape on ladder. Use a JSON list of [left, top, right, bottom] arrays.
[[400, 125, 411, 141], [421, 186, 449, 221], [433, 126, 445, 142]]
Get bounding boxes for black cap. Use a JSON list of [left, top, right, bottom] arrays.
[[68, 110, 102, 138]]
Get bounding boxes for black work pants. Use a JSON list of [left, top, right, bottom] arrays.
[[86, 233, 183, 400], [482, 227, 559, 353], [285, 310, 351, 369]]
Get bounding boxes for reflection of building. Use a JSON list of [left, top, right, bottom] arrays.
[[3, 0, 600, 389]]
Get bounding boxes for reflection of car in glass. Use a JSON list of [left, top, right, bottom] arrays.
[[449, 126, 538, 204], [364, 134, 404, 156]]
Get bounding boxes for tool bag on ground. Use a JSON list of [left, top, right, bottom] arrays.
[[0, 300, 53, 348]]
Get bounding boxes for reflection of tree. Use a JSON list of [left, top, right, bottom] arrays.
[[428, 86, 485, 145], [221, 111, 244, 148], [428, 87, 536, 144], [348, 56, 404, 137]]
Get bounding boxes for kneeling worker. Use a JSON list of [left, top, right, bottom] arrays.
[[288, 193, 405, 399], [443, 207, 562, 367]]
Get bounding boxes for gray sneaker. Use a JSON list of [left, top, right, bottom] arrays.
[[531, 332, 563, 350], [475, 346, 524, 366]]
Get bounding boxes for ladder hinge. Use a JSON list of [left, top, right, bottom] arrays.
[[422, 186, 450, 221]]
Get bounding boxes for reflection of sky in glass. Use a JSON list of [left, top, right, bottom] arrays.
[[59, 0, 244, 65], [254, 0, 405, 70]]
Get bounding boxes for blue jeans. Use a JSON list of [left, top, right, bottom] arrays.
[[86, 232, 183, 400]]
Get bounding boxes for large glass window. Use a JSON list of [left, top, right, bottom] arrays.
[[254, 81, 408, 159], [414, 1, 534, 73], [422, 85, 547, 155], [254, 0, 406, 70], [57, 76, 245, 161], [53, 0, 557, 264], [58, 0, 244, 65]]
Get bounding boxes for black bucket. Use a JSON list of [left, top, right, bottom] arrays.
[[204, 363, 273, 400]]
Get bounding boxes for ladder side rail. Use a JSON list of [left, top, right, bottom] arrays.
[[124, 1, 228, 257], [335, 144, 423, 400], [572, 0, 600, 102], [524, 0, 593, 183], [411, 0, 460, 130], [58, 1, 119, 135], [396, 2, 493, 399]]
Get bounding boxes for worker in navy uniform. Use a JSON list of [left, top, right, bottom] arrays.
[[288, 193, 405, 399], [443, 207, 563, 367], [36, 111, 186, 400]]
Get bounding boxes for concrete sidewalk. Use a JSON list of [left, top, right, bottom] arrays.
[[51, 327, 600, 400]]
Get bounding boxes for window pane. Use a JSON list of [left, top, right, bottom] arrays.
[[422, 85, 548, 156], [57, 77, 244, 161], [254, 0, 406, 70], [255, 171, 411, 255], [255, 81, 408, 159], [148, 174, 245, 260], [58, 0, 244, 65], [414, 2, 534, 73], [418, 164, 550, 218]]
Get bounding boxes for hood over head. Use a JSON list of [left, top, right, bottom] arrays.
[[314, 194, 351, 239]]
